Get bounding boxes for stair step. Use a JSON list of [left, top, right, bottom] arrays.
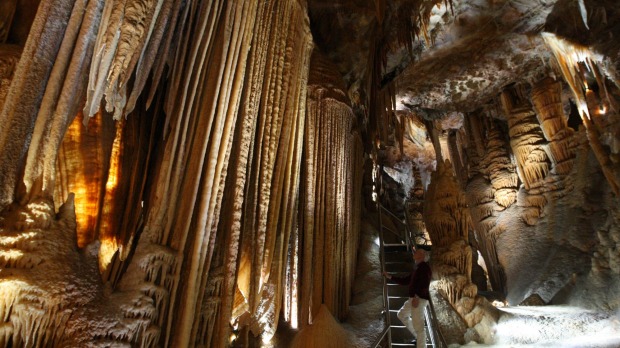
[[389, 310, 400, 325], [388, 297, 409, 311], [383, 243, 408, 247], [390, 326, 432, 346], [384, 251, 412, 263], [383, 244, 409, 253], [390, 326, 415, 344], [390, 310, 431, 329], [384, 262, 413, 273], [386, 284, 410, 297]]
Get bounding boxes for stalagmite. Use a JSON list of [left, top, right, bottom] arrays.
[[424, 160, 493, 331], [424, 160, 469, 246]]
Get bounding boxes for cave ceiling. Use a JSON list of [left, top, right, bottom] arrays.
[[308, 0, 602, 113], [308, 0, 620, 170]]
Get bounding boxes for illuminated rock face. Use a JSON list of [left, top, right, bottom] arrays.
[[0, 0, 619, 347]]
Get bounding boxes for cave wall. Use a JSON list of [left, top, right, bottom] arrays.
[[0, 0, 365, 346]]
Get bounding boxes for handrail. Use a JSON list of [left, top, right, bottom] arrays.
[[380, 205, 407, 227], [376, 167, 392, 347], [380, 205, 409, 246], [381, 225, 402, 240], [404, 198, 431, 248], [371, 325, 390, 348], [427, 295, 448, 348], [376, 167, 446, 348]]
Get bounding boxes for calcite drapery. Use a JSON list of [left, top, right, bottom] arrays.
[[0, 0, 101, 210], [225, 0, 314, 343], [299, 49, 364, 327], [114, 0, 313, 345], [53, 111, 116, 249], [0, 0, 17, 43], [0, 0, 334, 346], [0, 44, 21, 109]]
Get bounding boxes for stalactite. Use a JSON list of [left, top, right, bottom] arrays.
[[0, 45, 20, 109], [125, 0, 175, 114], [531, 77, 577, 175], [83, 0, 163, 120], [297, 49, 363, 328], [0, 0, 88, 209], [465, 111, 486, 163], [448, 130, 467, 188], [502, 89, 551, 190], [480, 124, 518, 209], [426, 119, 444, 164], [542, 33, 620, 195], [198, 2, 314, 345]]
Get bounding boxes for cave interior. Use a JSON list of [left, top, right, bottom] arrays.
[[0, 0, 619, 347]]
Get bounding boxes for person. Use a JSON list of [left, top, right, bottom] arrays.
[[383, 247, 432, 348]]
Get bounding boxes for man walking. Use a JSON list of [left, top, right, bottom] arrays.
[[383, 247, 432, 347]]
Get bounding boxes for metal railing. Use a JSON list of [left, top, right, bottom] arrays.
[[377, 200, 392, 347], [375, 201, 447, 348], [371, 326, 390, 348], [427, 296, 448, 348]]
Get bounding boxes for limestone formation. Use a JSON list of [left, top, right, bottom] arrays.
[[299, 49, 364, 327], [463, 113, 516, 294], [424, 160, 491, 333], [0, 0, 17, 43], [530, 77, 577, 175], [501, 87, 551, 191], [542, 33, 620, 195], [0, 0, 619, 347], [0, 45, 20, 109]]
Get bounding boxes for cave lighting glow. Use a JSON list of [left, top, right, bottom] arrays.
[[490, 305, 620, 348], [0, 248, 23, 260], [541, 32, 597, 122], [0, 280, 30, 318], [98, 121, 124, 272]]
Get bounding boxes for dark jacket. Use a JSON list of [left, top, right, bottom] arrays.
[[391, 261, 432, 300]]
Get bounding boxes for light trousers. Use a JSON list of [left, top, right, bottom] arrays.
[[397, 297, 428, 348]]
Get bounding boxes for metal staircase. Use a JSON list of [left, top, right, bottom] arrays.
[[373, 202, 447, 348]]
